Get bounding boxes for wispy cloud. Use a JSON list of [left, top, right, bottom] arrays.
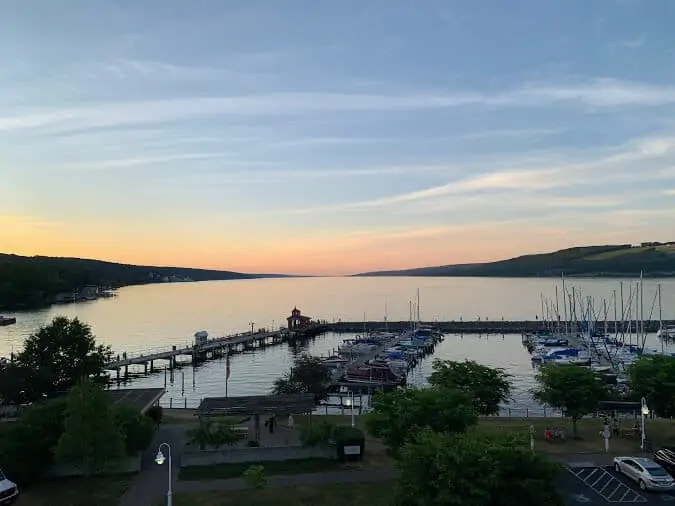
[[621, 38, 645, 50], [456, 128, 563, 141], [4, 79, 675, 134], [56, 153, 235, 171]]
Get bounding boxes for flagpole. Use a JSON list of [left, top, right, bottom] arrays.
[[225, 351, 230, 398]]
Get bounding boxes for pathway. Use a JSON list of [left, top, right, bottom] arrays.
[[118, 424, 188, 506]]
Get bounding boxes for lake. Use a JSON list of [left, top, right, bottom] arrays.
[[2, 276, 674, 413]]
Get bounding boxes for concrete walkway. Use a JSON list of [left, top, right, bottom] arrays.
[[118, 424, 188, 506]]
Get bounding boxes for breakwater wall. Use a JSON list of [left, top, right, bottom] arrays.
[[328, 320, 675, 334]]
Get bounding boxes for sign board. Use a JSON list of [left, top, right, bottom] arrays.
[[344, 445, 361, 456]]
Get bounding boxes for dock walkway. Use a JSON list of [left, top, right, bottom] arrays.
[[105, 324, 328, 373]]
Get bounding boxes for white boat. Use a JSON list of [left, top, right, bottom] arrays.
[[657, 326, 675, 339]]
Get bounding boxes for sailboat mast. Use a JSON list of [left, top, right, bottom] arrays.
[[562, 274, 568, 337], [659, 283, 663, 354], [640, 272, 644, 349], [417, 288, 421, 323], [555, 285, 560, 336], [613, 289, 618, 335]]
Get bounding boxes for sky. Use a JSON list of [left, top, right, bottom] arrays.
[[2, 0, 675, 276]]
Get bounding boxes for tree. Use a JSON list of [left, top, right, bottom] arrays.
[[187, 419, 245, 450], [532, 364, 607, 438], [395, 429, 562, 506], [428, 359, 512, 416], [628, 355, 675, 417], [0, 362, 28, 405], [365, 387, 477, 452], [17, 316, 112, 400], [271, 354, 331, 403], [0, 397, 67, 486], [55, 380, 125, 476]]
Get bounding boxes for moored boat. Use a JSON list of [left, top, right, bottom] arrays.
[[0, 316, 16, 326]]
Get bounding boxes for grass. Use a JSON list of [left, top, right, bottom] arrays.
[[179, 457, 343, 481], [474, 417, 675, 454], [15, 474, 133, 506], [293, 414, 675, 455], [170, 482, 394, 506]]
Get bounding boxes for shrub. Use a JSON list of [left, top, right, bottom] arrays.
[[146, 405, 163, 425], [299, 420, 336, 447], [243, 465, 267, 489], [246, 439, 260, 447], [332, 426, 366, 462], [114, 406, 156, 455]]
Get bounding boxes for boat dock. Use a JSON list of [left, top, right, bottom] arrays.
[[105, 324, 328, 381], [329, 320, 673, 334]]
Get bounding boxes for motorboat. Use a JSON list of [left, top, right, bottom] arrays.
[[0, 316, 16, 326]]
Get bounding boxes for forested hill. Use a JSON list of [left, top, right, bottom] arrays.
[[0, 254, 288, 310], [356, 243, 675, 278]]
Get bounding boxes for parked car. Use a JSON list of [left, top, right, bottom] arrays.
[[613, 456, 675, 492], [653, 447, 675, 475], [0, 469, 18, 505]]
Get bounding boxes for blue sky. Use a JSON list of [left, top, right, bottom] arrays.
[[2, 0, 675, 274]]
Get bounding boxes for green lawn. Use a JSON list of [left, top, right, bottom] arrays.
[[15, 474, 133, 506], [474, 417, 675, 454], [179, 458, 344, 481], [170, 482, 394, 506]]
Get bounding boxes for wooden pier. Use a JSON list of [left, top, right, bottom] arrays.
[[105, 324, 328, 382]]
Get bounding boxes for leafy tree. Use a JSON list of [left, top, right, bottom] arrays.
[[0, 362, 28, 405], [532, 364, 607, 438], [187, 419, 246, 450], [365, 387, 477, 452], [17, 316, 112, 400], [628, 355, 675, 417], [428, 359, 512, 416], [395, 429, 562, 506], [55, 380, 125, 476], [271, 354, 331, 402], [0, 397, 67, 486], [114, 406, 156, 455]]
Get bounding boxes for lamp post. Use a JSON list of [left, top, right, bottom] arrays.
[[155, 442, 172, 506], [641, 397, 649, 451]]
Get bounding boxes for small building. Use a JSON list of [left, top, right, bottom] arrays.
[[287, 307, 312, 329]]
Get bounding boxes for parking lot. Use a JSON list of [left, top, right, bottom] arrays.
[[557, 465, 675, 505]]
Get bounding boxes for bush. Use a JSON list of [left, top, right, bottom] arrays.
[[332, 426, 366, 462], [146, 405, 163, 425], [246, 439, 260, 447], [299, 420, 336, 447], [242, 465, 267, 489], [114, 406, 156, 455]]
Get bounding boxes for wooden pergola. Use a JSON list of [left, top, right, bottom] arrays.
[[197, 394, 316, 441]]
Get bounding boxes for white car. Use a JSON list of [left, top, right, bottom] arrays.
[[613, 456, 675, 492], [0, 469, 18, 505]]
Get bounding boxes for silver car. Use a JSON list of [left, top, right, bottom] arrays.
[[613, 456, 675, 492]]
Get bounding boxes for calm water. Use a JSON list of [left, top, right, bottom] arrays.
[[2, 277, 674, 412]]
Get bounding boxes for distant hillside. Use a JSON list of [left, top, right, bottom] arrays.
[[356, 243, 675, 278], [0, 254, 289, 310]]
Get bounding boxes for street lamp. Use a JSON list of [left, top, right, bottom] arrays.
[[641, 397, 650, 451], [155, 442, 172, 506], [344, 392, 356, 427]]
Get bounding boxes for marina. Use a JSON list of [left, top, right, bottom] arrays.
[[3, 276, 675, 414]]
